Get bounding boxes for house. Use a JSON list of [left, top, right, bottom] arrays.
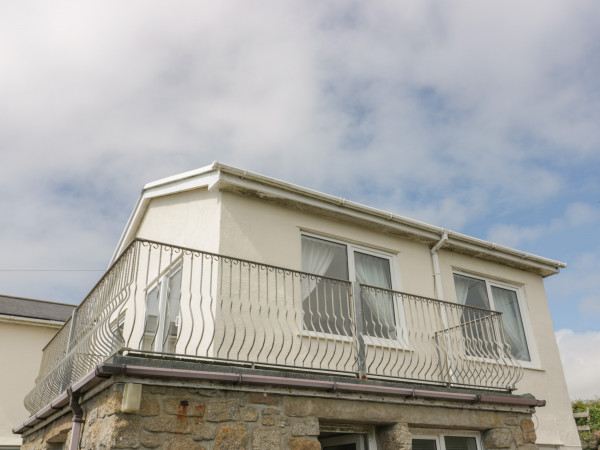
[[14, 162, 580, 449], [0, 295, 75, 449]]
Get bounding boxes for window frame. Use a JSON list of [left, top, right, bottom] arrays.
[[300, 232, 406, 348], [452, 270, 539, 369], [142, 259, 183, 353], [412, 430, 482, 450]]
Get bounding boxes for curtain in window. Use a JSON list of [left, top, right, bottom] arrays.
[[301, 237, 337, 277], [491, 286, 530, 361], [301, 236, 349, 334], [453, 274, 495, 357], [355, 252, 394, 339]]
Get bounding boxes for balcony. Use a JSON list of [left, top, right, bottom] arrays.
[[25, 239, 523, 414]]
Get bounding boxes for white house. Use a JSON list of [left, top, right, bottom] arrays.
[[0, 295, 74, 449], [15, 163, 579, 449]]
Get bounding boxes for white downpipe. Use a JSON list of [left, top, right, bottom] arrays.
[[431, 231, 449, 300], [431, 231, 455, 384]]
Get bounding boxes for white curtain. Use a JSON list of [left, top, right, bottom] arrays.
[[491, 286, 530, 361], [355, 252, 394, 338], [301, 237, 336, 277], [301, 237, 339, 333]]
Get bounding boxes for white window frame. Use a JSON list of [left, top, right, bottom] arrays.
[[412, 430, 482, 450], [300, 232, 407, 349], [143, 260, 183, 353], [453, 270, 539, 369]]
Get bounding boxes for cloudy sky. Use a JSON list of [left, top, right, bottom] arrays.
[[1, 1, 599, 398]]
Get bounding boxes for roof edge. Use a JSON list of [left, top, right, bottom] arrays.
[[109, 162, 566, 275]]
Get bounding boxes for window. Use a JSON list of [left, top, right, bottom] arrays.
[[301, 235, 396, 339], [142, 265, 182, 353], [413, 433, 480, 450], [320, 433, 367, 449], [453, 273, 532, 362]]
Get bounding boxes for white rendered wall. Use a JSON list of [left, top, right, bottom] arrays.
[[0, 320, 61, 448], [217, 191, 579, 449]]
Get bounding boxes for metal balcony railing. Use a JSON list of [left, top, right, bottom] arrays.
[[25, 239, 523, 413]]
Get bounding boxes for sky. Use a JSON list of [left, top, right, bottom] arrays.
[[1, 1, 599, 399]]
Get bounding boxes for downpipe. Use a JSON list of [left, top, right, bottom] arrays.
[[67, 388, 84, 450], [431, 230, 448, 301]]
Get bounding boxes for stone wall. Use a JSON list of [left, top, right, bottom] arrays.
[[20, 379, 539, 449]]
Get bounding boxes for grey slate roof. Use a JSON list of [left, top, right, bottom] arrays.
[[0, 295, 75, 322]]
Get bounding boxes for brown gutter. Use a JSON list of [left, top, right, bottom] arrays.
[[14, 363, 545, 436]]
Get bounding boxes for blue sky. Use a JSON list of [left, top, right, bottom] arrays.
[[1, 0, 599, 398]]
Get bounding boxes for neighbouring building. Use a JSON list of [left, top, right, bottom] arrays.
[[0, 295, 74, 449], [14, 163, 580, 449]]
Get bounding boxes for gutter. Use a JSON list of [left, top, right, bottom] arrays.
[[14, 363, 546, 437], [0, 315, 65, 329]]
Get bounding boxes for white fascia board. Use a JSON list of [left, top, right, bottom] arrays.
[[109, 168, 221, 264], [0, 314, 65, 328]]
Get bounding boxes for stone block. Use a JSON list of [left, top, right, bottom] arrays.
[[520, 419, 535, 433], [248, 392, 281, 406], [140, 431, 162, 448], [517, 445, 537, 450], [377, 423, 411, 450], [504, 415, 519, 426], [483, 428, 513, 449], [262, 407, 281, 415], [262, 416, 277, 426], [100, 390, 123, 418], [214, 423, 248, 449], [206, 400, 241, 422], [163, 397, 205, 417], [289, 437, 321, 450], [193, 423, 218, 441], [292, 418, 320, 436], [143, 416, 193, 434], [110, 415, 142, 448], [241, 406, 259, 422], [164, 435, 206, 450], [253, 427, 284, 449], [139, 396, 160, 417], [523, 431, 536, 444]]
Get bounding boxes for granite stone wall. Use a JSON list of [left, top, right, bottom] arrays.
[[20, 380, 538, 449]]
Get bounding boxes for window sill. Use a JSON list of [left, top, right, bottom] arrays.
[[298, 330, 354, 343], [363, 335, 411, 351]]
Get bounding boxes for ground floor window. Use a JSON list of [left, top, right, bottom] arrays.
[[413, 432, 480, 450]]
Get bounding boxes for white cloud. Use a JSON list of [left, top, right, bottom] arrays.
[[555, 329, 600, 400], [0, 0, 599, 303], [487, 202, 600, 248]]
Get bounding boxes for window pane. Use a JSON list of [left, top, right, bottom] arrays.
[[162, 269, 182, 352], [444, 436, 477, 450], [412, 439, 437, 450], [453, 274, 498, 358], [144, 284, 160, 335], [355, 252, 394, 339], [491, 286, 530, 361], [301, 236, 351, 335]]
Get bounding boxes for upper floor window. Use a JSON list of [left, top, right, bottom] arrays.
[[301, 234, 396, 339], [143, 265, 182, 353], [453, 273, 532, 362]]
